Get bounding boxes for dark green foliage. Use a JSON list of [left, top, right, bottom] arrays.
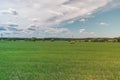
[[51, 38, 55, 42], [115, 37, 120, 42], [1, 37, 120, 42], [31, 37, 37, 41]]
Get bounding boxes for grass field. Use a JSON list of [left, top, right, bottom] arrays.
[[1, 41, 120, 80]]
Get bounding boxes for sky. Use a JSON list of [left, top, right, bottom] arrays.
[[0, 0, 120, 38]]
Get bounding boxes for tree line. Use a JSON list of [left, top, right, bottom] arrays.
[[1, 37, 120, 42]]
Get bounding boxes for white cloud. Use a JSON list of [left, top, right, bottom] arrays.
[[79, 29, 96, 36], [0, 0, 118, 37], [80, 29, 85, 33], [67, 20, 74, 24], [48, 10, 64, 16], [0, 8, 18, 15], [98, 0, 120, 12], [100, 22, 109, 26], [80, 19, 86, 22], [0, 0, 112, 27], [31, 18, 38, 22], [6, 22, 19, 27], [44, 27, 70, 34], [90, 32, 96, 35]]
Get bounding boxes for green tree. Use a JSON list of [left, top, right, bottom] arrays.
[[31, 37, 37, 41]]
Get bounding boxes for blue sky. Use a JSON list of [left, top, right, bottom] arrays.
[[0, 0, 120, 38]]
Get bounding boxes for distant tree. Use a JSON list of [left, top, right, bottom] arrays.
[[42, 38, 45, 41], [108, 39, 117, 42], [24, 38, 29, 41], [91, 38, 99, 42], [6, 38, 12, 41], [31, 37, 37, 41], [84, 39, 89, 42], [113, 39, 118, 42], [51, 38, 55, 42], [98, 38, 106, 42], [116, 37, 120, 42], [90, 38, 108, 42]]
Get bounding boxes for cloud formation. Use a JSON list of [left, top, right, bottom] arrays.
[[80, 29, 85, 33], [0, 0, 112, 26], [7, 27, 22, 31], [100, 22, 109, 26], [0, 8, 18, 15], [79, 29, 96, 37], [0, 0, 119, 37], [0, 26, 6, 31]]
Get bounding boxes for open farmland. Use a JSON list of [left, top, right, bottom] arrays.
[[1, 41, 120, 80]]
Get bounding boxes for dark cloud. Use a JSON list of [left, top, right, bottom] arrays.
[[0, 26, 6, 31], [4, 33, 11, 35], [12, 32, 20, 34], [11, 10, 18, 15], [27, 27, 36, 31], [8, 24, 19, 27], [0, 8, 18, 15], [30, 25, 36, 28], [7, 27, 22, 31], [47, 16, 58, 22]]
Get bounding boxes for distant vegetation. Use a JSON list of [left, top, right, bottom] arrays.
[[0, 37, 120, 42]]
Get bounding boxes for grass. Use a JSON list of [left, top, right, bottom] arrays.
[[0, 41, 120, 80]]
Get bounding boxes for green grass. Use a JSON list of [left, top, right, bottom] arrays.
[[1, 41, 120, 80]]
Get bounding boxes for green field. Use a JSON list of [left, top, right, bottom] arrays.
[[1, 41, 120, 80]]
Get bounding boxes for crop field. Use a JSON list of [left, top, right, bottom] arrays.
[[1, 41, 120, 80]]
